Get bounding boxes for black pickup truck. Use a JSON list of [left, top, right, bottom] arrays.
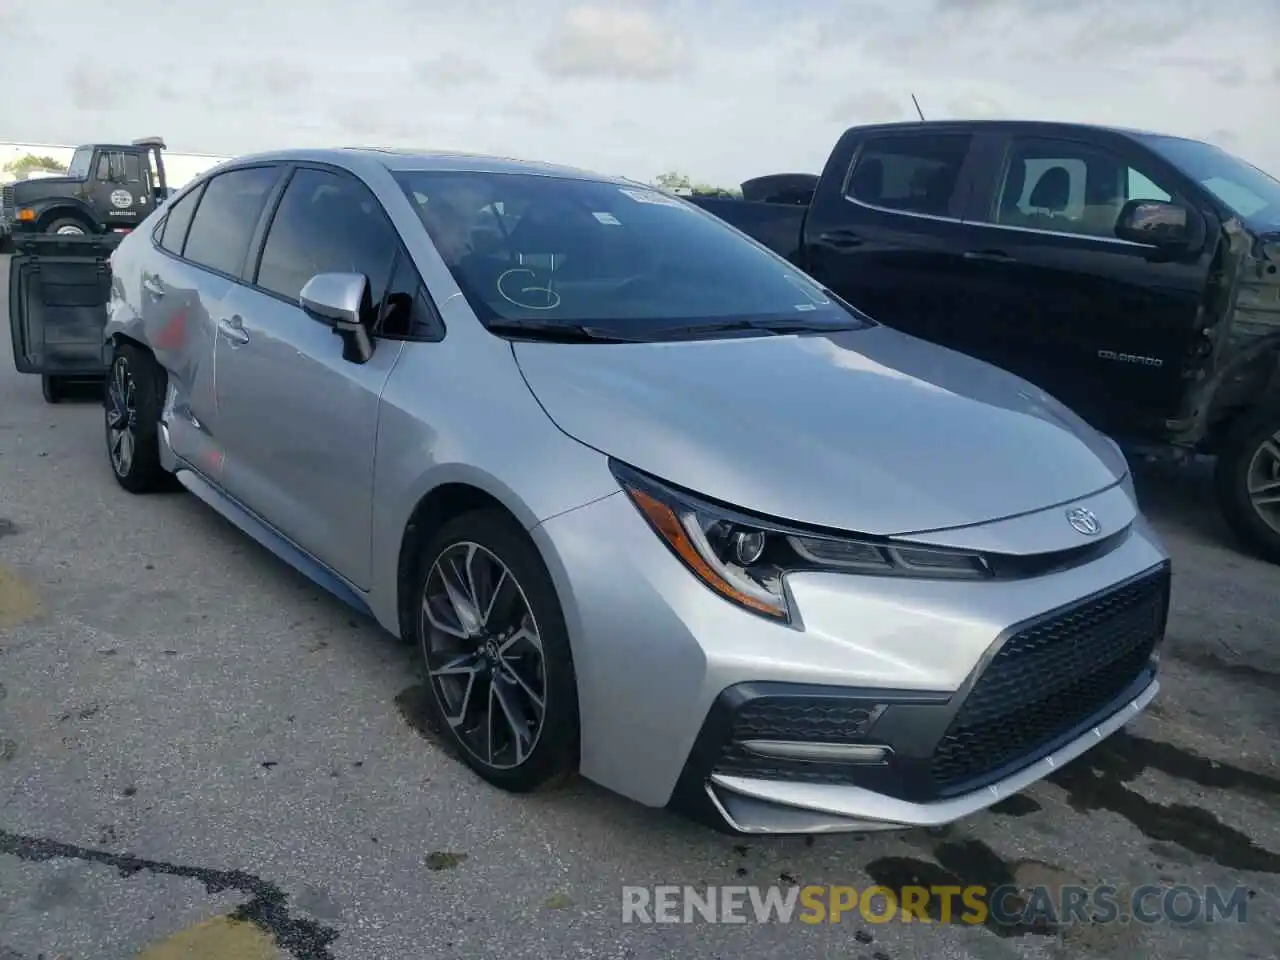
[[691, 120, 1280, 563]]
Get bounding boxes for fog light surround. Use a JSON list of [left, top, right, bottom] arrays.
[[739, 740, 893, 764]]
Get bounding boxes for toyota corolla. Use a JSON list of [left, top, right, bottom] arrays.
[[76, 148, 1169, 834]]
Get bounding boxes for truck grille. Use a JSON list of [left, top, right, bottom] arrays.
[[931, 565, 1168, 793], [0, 183, 14, 225]]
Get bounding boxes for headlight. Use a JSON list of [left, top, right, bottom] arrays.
[[610, 461, 992, 623]]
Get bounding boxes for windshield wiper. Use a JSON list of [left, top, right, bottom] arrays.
[[486, 320, 646, 343], [646, 317, 866, 339]]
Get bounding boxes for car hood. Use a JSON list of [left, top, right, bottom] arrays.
[[512, 325, 1128, 536]]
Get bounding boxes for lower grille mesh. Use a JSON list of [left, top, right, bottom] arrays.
[[931, 567, 1168, 792]]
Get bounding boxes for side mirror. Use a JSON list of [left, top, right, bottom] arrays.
[[1115, 199, 1190, 248], [299, 272, 376, 364]]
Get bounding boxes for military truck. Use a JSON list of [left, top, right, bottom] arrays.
[[0, 137, 169, 240]]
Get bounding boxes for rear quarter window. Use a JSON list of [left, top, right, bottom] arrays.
[[158, 184, 205, 256]]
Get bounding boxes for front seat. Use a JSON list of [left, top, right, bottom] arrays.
[[1026, 166, 1071, 225]]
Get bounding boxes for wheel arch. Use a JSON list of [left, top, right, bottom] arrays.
[[36, 202, 100, 234], [1199, 348, 1280, 454], [393, 473, 544, 644]]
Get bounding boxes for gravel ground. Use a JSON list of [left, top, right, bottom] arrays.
[[1, 253, 1278, 959]]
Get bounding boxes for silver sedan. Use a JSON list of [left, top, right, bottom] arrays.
[[54, 147, 1171, 834]]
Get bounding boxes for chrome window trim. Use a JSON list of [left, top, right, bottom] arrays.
[[837, 128, 1163, 250], [840, 191, 1153, 248]]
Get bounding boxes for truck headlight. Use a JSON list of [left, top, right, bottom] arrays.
[[610, 460, 991, 623]]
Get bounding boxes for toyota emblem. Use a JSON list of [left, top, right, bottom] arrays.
[[1066, 507, 1101, 536]]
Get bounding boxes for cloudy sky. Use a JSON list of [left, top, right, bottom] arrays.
[[1, 0, 1276, 186]]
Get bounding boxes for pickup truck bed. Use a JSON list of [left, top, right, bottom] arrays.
[[688, 196, 805, 263]]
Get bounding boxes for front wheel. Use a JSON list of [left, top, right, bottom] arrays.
[[45, 218, 89, 236], [413, 509, 579, 792], [104, 342, 176, 494], [1215, 407, 1280, 564]]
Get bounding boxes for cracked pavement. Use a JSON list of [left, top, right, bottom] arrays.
[[1, 254, 1278, 959]]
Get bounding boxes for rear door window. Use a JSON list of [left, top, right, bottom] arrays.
[[845, 133, 973, 217], [182, 166, 281, 277]]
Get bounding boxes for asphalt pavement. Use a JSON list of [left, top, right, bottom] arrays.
[[1, 253, 1278, 959]]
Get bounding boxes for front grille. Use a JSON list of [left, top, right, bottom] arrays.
[[931, 566, 1168, 792], [0, 183, 14, 225]]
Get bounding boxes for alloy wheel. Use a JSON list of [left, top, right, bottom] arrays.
[[105, 357, 137, 477], [1246, 430, 1280, 535], [421, 542, 547, 770], [55, 224, 85, 236]]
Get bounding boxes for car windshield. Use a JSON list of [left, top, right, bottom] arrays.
[[392, 170, 871, 339], [1143, 135, 1280, 222], [66, 147, 93, 180]]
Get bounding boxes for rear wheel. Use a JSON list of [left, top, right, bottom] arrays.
[[413, 509, 579, 792], [41, 375, 67, 404], [45, 217, 90, 236], [1215, 406, 1280, 564], [104, 342, 175, 494]]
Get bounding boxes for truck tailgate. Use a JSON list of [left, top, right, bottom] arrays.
[[8, 233, 121, 376], [688, 197, 806, 263]]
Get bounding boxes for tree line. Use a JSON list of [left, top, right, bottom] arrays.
[[2, 153, 67, 180], [650, 171, 741, 198]]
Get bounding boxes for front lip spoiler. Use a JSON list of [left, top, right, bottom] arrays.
[[703, 678, 1158, 834]]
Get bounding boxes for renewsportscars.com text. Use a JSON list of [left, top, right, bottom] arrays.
[[621, 883, 1253, 926]]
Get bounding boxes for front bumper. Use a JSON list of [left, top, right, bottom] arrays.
[[701, 678, 1157, 833], [532, 483, 1170, 833]]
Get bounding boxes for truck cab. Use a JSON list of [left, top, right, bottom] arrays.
[[1, 137, 169, 238], [692, 121, 1280, 562]]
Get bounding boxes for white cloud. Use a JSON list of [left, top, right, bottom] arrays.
[[0, 0, 1276, 188], [535, 4, 692, 80], [416, 54, 495, 90]]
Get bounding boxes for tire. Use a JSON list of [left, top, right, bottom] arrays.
[[104, 341, 176, 494], [413, 508, 579, 792], [41, 375, 66, 404], [45, 217, 90, 236], [1214, 406, 1280, 564]]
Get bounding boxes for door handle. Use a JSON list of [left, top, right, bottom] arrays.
[[819, 229, 863, 249], [963, 250, 1015, 263], [217, 315, 250, 345], [141, 275, 165, 297]]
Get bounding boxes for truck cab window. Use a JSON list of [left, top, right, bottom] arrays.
[[96, 151, 142, 183], [1128, 170, 1171, 203], [989, 137, 1175, 239], [845, 134, 972, 217], [66, 148, 93, 179]]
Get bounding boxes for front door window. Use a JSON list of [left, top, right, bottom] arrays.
[[982, 136, 1178, 240]]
